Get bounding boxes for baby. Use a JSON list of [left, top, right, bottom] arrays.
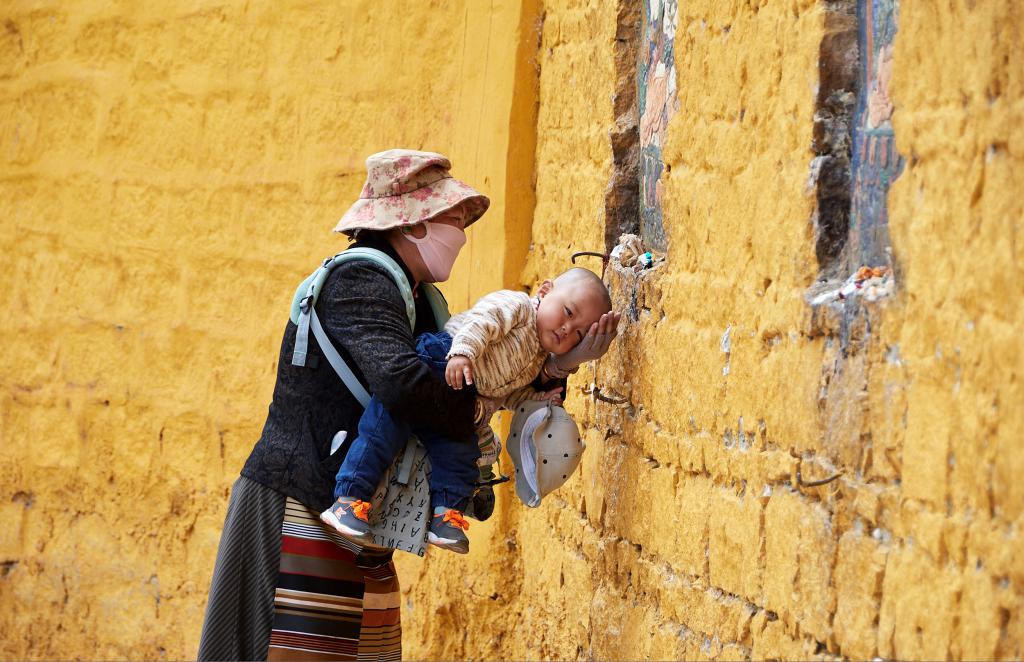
[[321, 267, 616, 553]]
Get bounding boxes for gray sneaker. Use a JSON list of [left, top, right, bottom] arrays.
[[427, 506, 470, 554], [320, 497, 373, 544]]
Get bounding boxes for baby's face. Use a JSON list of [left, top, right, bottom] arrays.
[[535, 284, 607, 355]]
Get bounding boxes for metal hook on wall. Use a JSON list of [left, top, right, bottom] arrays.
[[796, 464, 843, 488], [571, 251, 611, 279], [581, 383, 629, 405]]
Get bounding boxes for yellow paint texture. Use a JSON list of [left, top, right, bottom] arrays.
[[0, 0, 536, 658], [419, 0, 1022, 660], [2, 0, 1022, 660]]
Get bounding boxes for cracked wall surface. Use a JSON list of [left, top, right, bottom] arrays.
[[489, 0, 1022, 660], [420, 0, 1022, 660], [1, 0, 1021, 660]]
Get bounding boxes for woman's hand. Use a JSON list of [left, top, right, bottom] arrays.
[[446, 355, 475, 389], [543, 353, 577, 380], [553, 310, 622, 372]]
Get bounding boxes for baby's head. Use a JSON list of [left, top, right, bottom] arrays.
[[535, 268, 612, 355]]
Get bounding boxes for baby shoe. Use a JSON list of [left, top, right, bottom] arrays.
[[320, 497, 373, 544], [427, 506, 470, 554]]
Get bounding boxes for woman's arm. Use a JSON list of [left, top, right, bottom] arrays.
[[318, 260, 476, 442]]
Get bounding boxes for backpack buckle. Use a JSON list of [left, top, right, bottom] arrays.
[[299, 295, 314, 313]]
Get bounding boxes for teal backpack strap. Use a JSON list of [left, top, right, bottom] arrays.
[[290, 248, 416, 372], [287, 248, 455, 424], [289, 248, 415, 328], [309, 305, 371, 406], [290, 256, 331, 368], [420, 283, 451, 329]]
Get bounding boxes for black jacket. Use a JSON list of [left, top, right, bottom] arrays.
[[241, 239, 477, 510]]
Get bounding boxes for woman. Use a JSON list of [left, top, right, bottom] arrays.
[[198, 149, 487, 661]]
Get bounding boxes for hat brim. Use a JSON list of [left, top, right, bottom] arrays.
[[334, 176, 490, 236], [509, 401, 549, 508], [508, 401, 585, 507]]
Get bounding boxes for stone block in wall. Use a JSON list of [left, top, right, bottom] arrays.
[[792, 500, 835, 642], [749, 609, 817, 660], [539, 536, 595, 657], [589, 585, 662, 660], [5, 82, 100, 165], [762, 490, 834, 641], [707, 488, 762, 601], [639, 464, 683, 561], [992, 398, 1024, 521], [832, 529, 886, 659], [677, 431, 706, 475], [580, 427, 607, 530], [865, 328, 908, 483], [901, 381, 952, 507], [5, 559, 67, 657], [644, 622, 690, 660], [762, 491, 800, 622], [675, 476, 713, 577], [73, 16, 139, 65], [702, 590, 756, 648], [877, 544, 959, 660], [0, 498, 28, 560], [954, 564, 1004, 661], [966, 516, 1018, 592], [595, 444, 648, 542]]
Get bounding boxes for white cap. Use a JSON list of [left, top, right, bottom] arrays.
[[507, 400, 586, 507]]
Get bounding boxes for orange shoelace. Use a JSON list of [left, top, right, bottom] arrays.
[[437, 509, 470, 531], [343, 499, 371, 522]]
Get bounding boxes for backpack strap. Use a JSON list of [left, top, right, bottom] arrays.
[[288, 248, 453, 414], [290, 248, 416, 375], [420, 282, 451, 329], [309, 305, 372, 406], [290, 248, 415, 329]]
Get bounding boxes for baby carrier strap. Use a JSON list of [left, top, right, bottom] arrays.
[[289, 248, 416, 407], [287, 247, 448, 486]]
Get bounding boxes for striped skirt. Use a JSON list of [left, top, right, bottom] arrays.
[[198, 477, 402, 661]]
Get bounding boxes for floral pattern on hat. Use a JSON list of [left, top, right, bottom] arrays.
[[336, 149, 488, 236]]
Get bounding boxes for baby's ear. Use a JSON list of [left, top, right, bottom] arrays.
[[535, 279, 554, 298]]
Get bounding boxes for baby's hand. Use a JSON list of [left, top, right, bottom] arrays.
[[446, 355, 474, 389]]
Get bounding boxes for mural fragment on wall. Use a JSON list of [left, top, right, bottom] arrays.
[[638, 0, 678, 252], [848, 0, 903, 272]]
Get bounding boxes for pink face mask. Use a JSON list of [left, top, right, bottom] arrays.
[[403, 222, 467, 282]]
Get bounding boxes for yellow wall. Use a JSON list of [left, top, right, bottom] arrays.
[[408, 0, 1023, 660], [471, 1, 1022, 660], [878, 4, 1023, 658], [2, 0, 1021, 660], [0, 0, 535, 658]]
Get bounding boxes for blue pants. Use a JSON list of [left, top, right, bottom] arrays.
[[333, 332, 480, 511]]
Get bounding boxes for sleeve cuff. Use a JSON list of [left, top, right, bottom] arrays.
[[446, 343, 477, 360]]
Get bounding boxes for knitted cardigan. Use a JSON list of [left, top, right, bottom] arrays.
[[444, 290, 547, 405]]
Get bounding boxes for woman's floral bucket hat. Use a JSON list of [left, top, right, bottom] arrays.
[[334, 149, 490, 236]]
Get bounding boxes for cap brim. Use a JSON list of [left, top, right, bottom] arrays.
[[508, 401, 549, 508]]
